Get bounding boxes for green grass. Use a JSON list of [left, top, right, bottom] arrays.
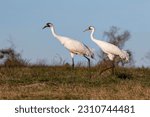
[[0, 66, 150, 99]]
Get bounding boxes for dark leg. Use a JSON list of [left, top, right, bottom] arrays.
[[84, 56, 91, 78], [88, 58, 90, 68], [84, 56, 90, 68], [72, 58, 74, 68]]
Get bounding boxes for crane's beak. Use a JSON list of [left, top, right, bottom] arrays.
[[42, 25, 48, 29], [83, 28, 89, 32]]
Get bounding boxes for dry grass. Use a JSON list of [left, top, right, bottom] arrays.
[[0, 66, 150, 100]]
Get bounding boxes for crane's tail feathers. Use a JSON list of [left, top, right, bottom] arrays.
[[121, 50, 129, 62], [89, 48, 95, 59], [91, 53, 95, 59], [83, 43, 95, 59]]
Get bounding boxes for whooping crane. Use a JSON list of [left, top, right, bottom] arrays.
[[43, 23, 94, 68], [84, 26, 129, 62]]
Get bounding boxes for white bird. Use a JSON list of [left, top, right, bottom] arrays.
[[84, 26, 129, 62], [43, 23, 94, 68]]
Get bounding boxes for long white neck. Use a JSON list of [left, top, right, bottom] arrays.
[[90, 29, 95, 41], [49, 26, 64, 43], [90, 29, 104, 45], [50, 26, 58, 38]]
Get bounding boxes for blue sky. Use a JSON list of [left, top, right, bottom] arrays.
[[0, 0, 150, 66]]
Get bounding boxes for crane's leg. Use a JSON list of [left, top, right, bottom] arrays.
[[70, 53, 75, 68], [72, 58, 74, 68], [84, 56, 92, 78], [84, 56, 90, 68]]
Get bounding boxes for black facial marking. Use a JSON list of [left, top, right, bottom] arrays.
[[89, 26, 92, 30], [47, 23, 53, 27]]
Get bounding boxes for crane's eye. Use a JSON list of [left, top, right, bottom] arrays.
[[89, 26, 92, 30]]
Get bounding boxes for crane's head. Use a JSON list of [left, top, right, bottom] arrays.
[[83, 26, 95, 32], [42, 23, 54, 29]]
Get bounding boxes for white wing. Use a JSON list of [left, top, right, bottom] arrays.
[[94, 39, 122, 56], [57, 36, 94, 58]]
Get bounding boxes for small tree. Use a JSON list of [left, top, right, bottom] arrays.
[[0, 48, 28, 67], [98, 26, 134, 67]]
